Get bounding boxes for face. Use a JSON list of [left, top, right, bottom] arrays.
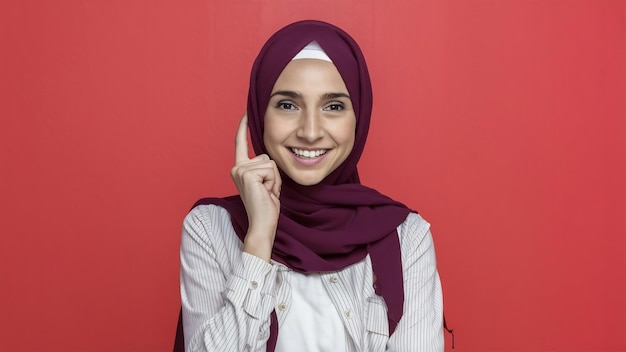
[[263, 59, 356, 186]]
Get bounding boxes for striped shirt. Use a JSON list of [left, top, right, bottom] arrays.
[[180, 204, 444, 351]]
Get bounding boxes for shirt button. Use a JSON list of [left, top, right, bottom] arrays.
[[251, 281, 258, 289], [330, 275, 339, 283], [345, 308, 352, 319], [278, 302, 287, 311]]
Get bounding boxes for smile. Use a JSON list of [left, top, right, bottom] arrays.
[[291, 148, 328, 159]]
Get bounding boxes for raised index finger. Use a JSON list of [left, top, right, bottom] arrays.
[[235, 114, 250, 164]]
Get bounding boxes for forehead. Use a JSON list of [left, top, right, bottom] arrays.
[[272, 59, 348, 93]]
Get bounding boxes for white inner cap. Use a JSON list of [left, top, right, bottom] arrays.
[[291, 41, 332, 62]]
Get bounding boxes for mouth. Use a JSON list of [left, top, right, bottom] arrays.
[[290, 147, 329, 159]]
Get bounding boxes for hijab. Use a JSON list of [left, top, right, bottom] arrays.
[[193, 20, 413, 350]]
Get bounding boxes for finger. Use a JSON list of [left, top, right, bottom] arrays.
[[238, 157, 279, 195], [231, 161, 278, 186], [231, 156, 271, 177], [271, 160, 282, 198], [235, 114, 250, 164], [232, 162, 274, 178], [241, 167, 278, 196], [249, 154, 270, 162]]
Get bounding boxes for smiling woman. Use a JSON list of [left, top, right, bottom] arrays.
[[1, 1, 623, 351], [177, 20, 443, 352], [264, 58, 357, 186]]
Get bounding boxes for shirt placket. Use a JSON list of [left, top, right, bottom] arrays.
[[272, 263, 292, 327], [321, 270, 361, 352]]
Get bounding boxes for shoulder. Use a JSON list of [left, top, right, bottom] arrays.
[[398, 212, 431, 241], [183, 204, 233, 236], [182, 204, 242, 253], [397, 212, 433, 257], [184, 203, 232, 227]]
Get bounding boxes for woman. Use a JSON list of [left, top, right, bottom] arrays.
[[179, 20, 444, 351]]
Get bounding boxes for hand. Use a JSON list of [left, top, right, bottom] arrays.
[[230, 114, 281, 261]]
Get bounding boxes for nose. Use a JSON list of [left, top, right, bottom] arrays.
[[296, 109, 324, 143]]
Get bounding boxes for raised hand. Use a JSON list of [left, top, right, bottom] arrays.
[[230, 114, 281, 262]]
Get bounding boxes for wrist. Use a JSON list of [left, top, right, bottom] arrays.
[[243, 230, 275, 262]]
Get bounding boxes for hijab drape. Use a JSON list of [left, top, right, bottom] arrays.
[[193, 20, 413, 351]]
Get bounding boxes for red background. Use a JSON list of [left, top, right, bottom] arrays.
[[1, 1, 624, 351]]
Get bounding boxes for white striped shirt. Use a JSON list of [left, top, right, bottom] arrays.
[[180, 204, 444, 352]]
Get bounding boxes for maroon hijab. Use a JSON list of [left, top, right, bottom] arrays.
[[193, 20, 413, 350]]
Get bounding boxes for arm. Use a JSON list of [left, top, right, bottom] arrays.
[[180, 206, 277, 352], [387, 214, 444, 351], [181, 114, 282, 351]]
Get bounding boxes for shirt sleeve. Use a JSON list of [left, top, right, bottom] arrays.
[[387, 214, 444, 351], [180, 205, 278, 352]]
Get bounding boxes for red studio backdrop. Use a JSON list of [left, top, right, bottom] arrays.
[[1, 1, 624, 351]]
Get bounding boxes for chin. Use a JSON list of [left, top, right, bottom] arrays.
[[287, 172, 326, 187], [292, 178, 323, 187]]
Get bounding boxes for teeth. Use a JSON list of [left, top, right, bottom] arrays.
[[291, 148, 327, 158]]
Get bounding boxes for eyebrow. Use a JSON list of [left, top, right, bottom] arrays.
[[321, 92, 351, 100], [270, 90, 302, 99], [269, 90, 351, 100]]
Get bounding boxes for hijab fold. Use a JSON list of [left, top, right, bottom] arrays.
[[193, 20, 413, 351]]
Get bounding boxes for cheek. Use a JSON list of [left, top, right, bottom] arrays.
[[340, 119, 357, 149], [262, 130, 274, 154], [262, 121, 284, 157]]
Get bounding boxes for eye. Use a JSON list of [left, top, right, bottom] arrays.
[[276, 101, 297, 110], [323, 102, 344, 111]]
